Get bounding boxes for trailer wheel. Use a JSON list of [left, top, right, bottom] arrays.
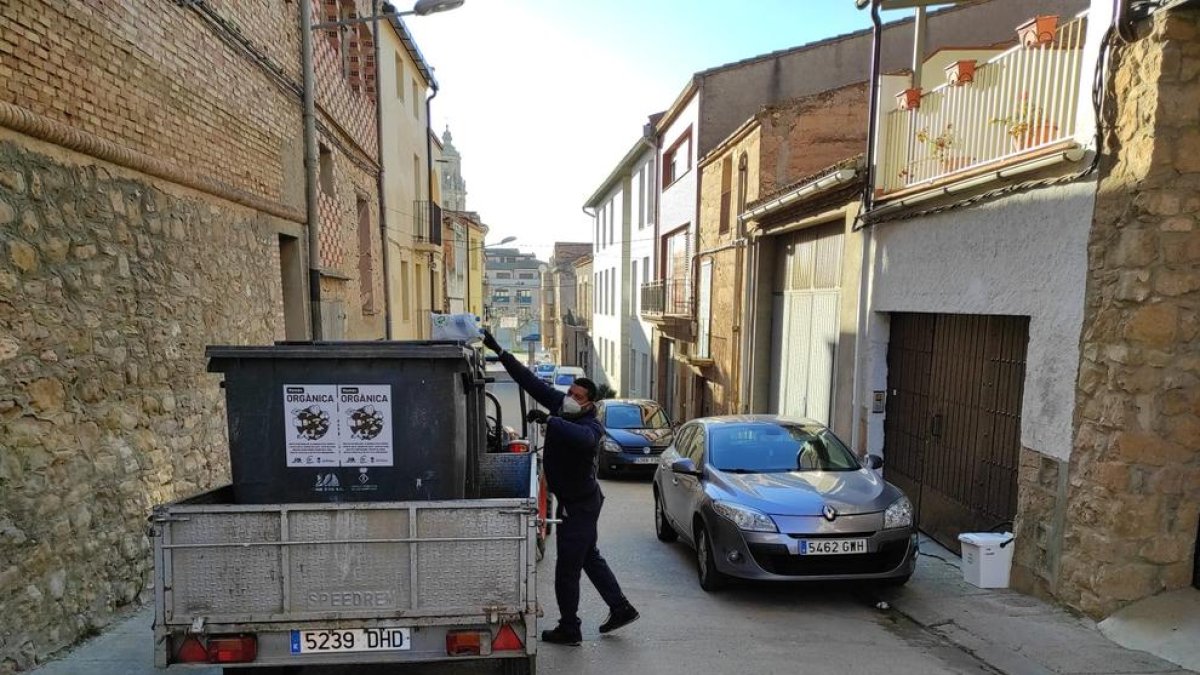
[[499, 655, 536, 675]]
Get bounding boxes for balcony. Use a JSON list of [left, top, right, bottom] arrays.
[[640, 279, 692, 319], [878, 13, 1087, 196], [413, 200, 442, 245]]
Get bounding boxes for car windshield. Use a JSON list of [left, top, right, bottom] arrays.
[[603, 402, 670, 429], [536, 365, 554, 374], [708, 422, 860, 472], [554, 373, 577, 385]]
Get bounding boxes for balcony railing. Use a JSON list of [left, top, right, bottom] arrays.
[[413, 200, 442, 245], [640, 279, 692, 318], [879, 13, 1087, 195]]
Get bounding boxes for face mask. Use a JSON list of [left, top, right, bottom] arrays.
[[560, 397, 584, 419]]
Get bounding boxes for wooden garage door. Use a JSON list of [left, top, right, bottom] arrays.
[[884, 313, 1029, 553]]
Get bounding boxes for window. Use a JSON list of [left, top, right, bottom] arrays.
[[357, 196, 374, 313], [662, 129, 692, 187], [493, 288, 510, 304], [719, 155, 732, 235], [518, 272, 536, 280], [608, 198, 614, 244], [496, 272, 512, 280], [400, 261, 411, 321], [664, 227, 690, 312], [394, 55, 405, 101], [636, 169, 646, 230], [610, 268, 616, 315], [516, 289, 533, 305], [697, 259, 712, 358], [631, 261, 638, 313], [642, 352, 650, 395], [319, 145, 334, 196], [737, 152, 749, 216], [412, 80, 420, 118]]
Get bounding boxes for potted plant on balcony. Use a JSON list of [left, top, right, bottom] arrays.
[[1016, 15, 1059, 47], [944, 59, 976, 86], [991, 94, 1059, 151]]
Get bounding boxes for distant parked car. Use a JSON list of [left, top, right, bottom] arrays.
[[595, 399, 675, 478], [652, 415, 917, 591], [534, 363, 556, 385], [551, 366, 585, 393]]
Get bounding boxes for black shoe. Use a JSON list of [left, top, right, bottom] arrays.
[[598, 603, 640, 634], [541, 625, 582, 646]]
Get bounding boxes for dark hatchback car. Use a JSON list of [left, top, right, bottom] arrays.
[[595, 399, 675, 478], [652, 415, 917, 591]]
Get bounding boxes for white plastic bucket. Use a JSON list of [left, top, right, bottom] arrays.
[[958, 532, 1015, 588]]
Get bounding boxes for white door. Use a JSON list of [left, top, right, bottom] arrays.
[[768, 225, 843, 426]]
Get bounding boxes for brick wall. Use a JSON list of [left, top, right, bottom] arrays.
[[757, 82, 869, 198], [0, 0, 305, 210]]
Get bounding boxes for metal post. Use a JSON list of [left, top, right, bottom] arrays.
[[301, 0, 323, 340]]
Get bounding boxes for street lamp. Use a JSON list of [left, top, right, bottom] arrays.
[[300, 0, 465, 339]]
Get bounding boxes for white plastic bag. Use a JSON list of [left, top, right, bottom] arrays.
[[430, 312, 482, 342]]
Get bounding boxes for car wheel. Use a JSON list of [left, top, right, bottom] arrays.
[[654, 489, 677, 542], [694, 522, 727, 592]]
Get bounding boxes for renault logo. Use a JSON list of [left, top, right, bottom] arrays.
[[822, 504, 837, 521]]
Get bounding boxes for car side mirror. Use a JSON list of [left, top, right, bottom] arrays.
[[670, 457, 701, 477], [866, 454, 884, 470]]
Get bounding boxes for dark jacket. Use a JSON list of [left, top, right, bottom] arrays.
[[498, 352, 603, 502]]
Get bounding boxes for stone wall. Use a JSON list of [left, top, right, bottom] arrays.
[[1059, 8, 1200, 619], [0, 133, 294, 671]]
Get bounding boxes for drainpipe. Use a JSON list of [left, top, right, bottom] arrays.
[[301, 0, 323, 340], [373, 0, 393, 339], [426, 84, 440, 328], [850, 207, 873, 456], [862, 0, 884, 215]]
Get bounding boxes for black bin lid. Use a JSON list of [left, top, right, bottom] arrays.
[[206, 340, 478, 372]]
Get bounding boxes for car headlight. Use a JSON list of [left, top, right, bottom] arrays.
[[601, 436, 622, 454], [884, 496, 913, 529], [712, 501, 778, 533]]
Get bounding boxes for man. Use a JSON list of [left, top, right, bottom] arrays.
[[481, 329, 639, 645]]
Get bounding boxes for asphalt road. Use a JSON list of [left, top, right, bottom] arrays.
[[534, 474, 996, 675], [33, 475, 998, 675]]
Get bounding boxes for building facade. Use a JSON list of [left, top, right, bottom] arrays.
[[483, 247, 546, 351], [566, 254, 595, 369], [585, 132, 656, 396], [541, 242, 592, 364], [379, 12, 439, 339], [0, 0, 398, 665]]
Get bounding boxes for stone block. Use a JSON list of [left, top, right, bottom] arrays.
[[1161, 215, 1195, 231], [1124, 302, 1179, 347], [1162, 230, 1200, 263], [1115, 430, 1191, 465], [1111, 228, 1158, 267], [8, 240, 38, 274], [1155, 268, 1200, 296], [1091, 561, 1161, 602], [1164, 413, 1200, 446]]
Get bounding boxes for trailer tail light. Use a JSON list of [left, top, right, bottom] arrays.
[[446, 630, 492, 656], [206, 635, 258, 663], [491, 623, 524, 652], [176, 636, 209, 663]]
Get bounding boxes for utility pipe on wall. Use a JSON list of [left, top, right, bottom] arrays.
[[426, 84, 440, 325], [301, 0, 323, 340], [373, 0, 393, 339]]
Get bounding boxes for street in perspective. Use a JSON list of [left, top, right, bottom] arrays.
[[1, 0, 1198, 674]]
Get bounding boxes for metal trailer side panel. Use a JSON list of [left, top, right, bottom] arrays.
[[152, 453, 540, 667]]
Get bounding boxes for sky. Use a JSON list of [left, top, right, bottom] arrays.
[[404, 1, 917, 261]]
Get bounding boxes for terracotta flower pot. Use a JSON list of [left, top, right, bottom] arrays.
[[895, 88, 922, 111], [1017, 15, 1059, 47], [945, 59, 976, 86], [1010, 123, 1060, 151]]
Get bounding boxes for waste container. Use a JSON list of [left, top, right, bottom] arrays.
[[207, 341, 485, 504], [958, 532, 1015, 588]]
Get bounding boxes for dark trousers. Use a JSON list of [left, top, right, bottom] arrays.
[[554, 491, 626, 629]]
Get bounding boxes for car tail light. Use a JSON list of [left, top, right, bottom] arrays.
[[446, 630, 491, 656], [206, 635, 257, 663], [491, 624, 524, 652], [176, 636, 209, 663]]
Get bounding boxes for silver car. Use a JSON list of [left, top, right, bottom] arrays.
[[652, 415, 917, 591]]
